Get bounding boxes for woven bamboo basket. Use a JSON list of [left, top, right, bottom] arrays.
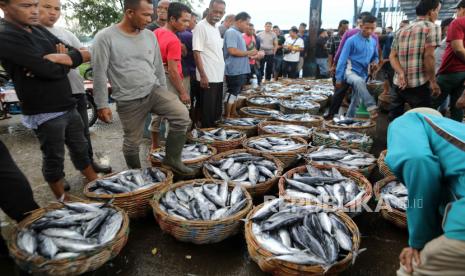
[[243, 135, 309, 169], [279, 99, 320, 115], [271, 115, 324, 128], [245, 201, 361, 275], [150, 179, 253, 244], [257, 121, 313, 141], [292, 94, 329, 110], [203, 149, 284, 197], [217, 119, 264, 138], [149, 145, 217, 167], [324, 119, 376, 137], [83, 168, 173, 218], [373, 176, 407, 229], [278, 164, 373, 212], [304, 147, 376, 178], [8, 202, 129, 276], [312, 130, 373, 153], [240, 107, 281, 120], [246, 95, 280, 110], [187, 128, 246, 153], [378, 150, 394, 177]]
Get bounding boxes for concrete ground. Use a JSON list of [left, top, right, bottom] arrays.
[[0, 105, 407, 276]]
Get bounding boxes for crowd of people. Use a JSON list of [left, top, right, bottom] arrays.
[[1, 0, 465, 274]]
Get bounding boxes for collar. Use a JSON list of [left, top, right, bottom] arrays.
[[232, 26, 241, 32], [357, 32, 371, 41]]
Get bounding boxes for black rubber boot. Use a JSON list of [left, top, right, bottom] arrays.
[[123, 154, 141, 169], [162, 131, 194, 175], [92, 161, 112, 174]]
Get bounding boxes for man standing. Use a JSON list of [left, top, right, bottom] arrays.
[[92, 0, 192, 174], [335, 15, 379, 119], [244, 23, 264, 85], [315, 29, 329, 79], [273, 25, 285, 81], [257, 22, 277, 83], [326, 19, 349, 78], [434, 1, 465, 122], [0, 0, 97, 200], [283, 27, 304, 79], [218, 13, 234, 38], [389, 0, 442, 121], [223, 12, 255, 118], [296, 22, 308, 76], [38, 0, 111, 174], [146, 0, 169, 31], [192, 0, 226, 127]]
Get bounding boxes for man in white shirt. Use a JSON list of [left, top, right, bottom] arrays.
[[283, 27, 304, 79], [38, 0, 112, 176], [192, 0, 226, 127]]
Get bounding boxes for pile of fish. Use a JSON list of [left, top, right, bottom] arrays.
[[152, 144, 213, 163], [191, 128, 243, 141], [308, 87, 334, 97], [250, 199, 358, 267], [293, 94, 328, 103], [280, 99, 320, 111], [263, 83, 285, 92], [159, 182, 248, 221], [205, 152, 279, 187], [220, 118, 262, 127], [247, 136, 306, 153], [316, 130, 371, 144], [305, 147, 376, 170], [380, 181, 408, 211], [263, 124, 312, 137], [333, 116, 372, 127], [16, 202, 123, 260], [283, 165, 366, 207], [271, 113, 322, 123], [89, 168, 166, 195], [248, 96, 280, 106], [242, 107, 281, 117]]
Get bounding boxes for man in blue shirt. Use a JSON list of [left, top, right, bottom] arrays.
[[336, 14, 379, 119], [223, 12, 256, 118]]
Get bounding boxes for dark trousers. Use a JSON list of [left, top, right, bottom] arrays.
[[260, 54, 274, 81], [249, 64, 262, 85], [274, 55, 284, 78], [34, 109, 91, 182], [328, 80, 350, 116], [435, 72, 465, 122], [194, 81, 224, 128], [283, 61, 299, 79], [0, 140, 39, 222], [389, 82, 432, 121], [74, 94, 94, 160]]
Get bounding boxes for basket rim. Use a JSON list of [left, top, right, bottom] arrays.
[[150, 178, 253, 226], [242, 134, 308, 155], [149, 144, 217, 165]]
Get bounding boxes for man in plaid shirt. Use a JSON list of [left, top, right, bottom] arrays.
[[327, 19, 350, 78], [389, 0, 442, 121]]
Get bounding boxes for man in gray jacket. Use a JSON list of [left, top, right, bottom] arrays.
[[92, 0, 192, 174]]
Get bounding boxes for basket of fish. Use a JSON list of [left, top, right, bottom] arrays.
[[150, 143, 217, 168], [203, 149, 283, 197], [324, 115, 376, 136], [377, 150, 394, 177], [240, 107, 282, 119], [151, 179, 253, 244], [188, 128, 246, 153], [304, 146, 377, 177], [278, 165, 372, 212], [8, 201, 129, 276], [292, 93, 329, 109], [247, 96, 281, 110], [245, 199, 361, 275], [262, 91, 299, 99], [258, 121, 313, 140], [373, 176, 407, 229], [217, 118, 264, 137], [84, 168, 173, 218], [270, 113, 324, 128], [243, 135, 308, 169], [312, 129, 373, 152], [279, 99, 320, 115]]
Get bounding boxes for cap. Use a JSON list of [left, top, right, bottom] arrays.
[[452, 0, 465, 9], [406, 108, 443, 117]]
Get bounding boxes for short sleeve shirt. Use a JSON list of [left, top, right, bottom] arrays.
[[154, 28, 183, 79], [223, 26, 250, 76], [243, 33, 256, 65], [438, 17, 465, 74], [283, 37, 304, 62], [257, 31, 277, 55], [392, 19, 441, 88]]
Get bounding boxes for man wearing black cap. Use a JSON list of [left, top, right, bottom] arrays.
[[434, 0, 465, 122]]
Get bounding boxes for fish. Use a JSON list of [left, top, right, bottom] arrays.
[[292, 94, 328, 103], [271, 113, 322, 122], [305, 146, 376, 170], [151, 143, 213, 162], [37, 234, 59, 259], [98, 211, 123, 245], [242, 107, 281, 116], [333, 115, 371, 127], [220, 118, 262, 127], [317, 130, 372, 144], [17, 230, 37, 255], [249, 96, 280, 106], [247, 137, 306, 153], [380, 180, 408, 211], [52, 238, 100, 253], [42, 228, 86, 241], [263, 124, 312, 137], [280, 99, 320, 110], [191, 128, 242, 141]]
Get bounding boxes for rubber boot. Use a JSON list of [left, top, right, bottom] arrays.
[[162, 131, 194, 175], [124, 154, 141, 169]]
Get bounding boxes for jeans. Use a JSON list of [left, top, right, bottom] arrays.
[[345, 71, 377, 117], [283, 61, 299, 79], [389, 82, 432, 121], [316, 58, 329, 78], [260, 54, 274, 81], [74, 94, 93, 160], [249, 64, 262, 86], [435, 72, 465, 122], [274, 55, 284, 78], [34, 109, 91, 182]]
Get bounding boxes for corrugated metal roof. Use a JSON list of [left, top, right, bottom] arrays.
[[399, 0, 459, 20]]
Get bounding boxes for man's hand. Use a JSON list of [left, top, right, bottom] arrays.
[[397, 73, 408, 90], [43, 54, 73, 66], [97, 108, 113, 123], [457, 91, 465, 109], [431, 81, 441, 98], [399, 247, 421, 273], [247, 49, 258, 57], [179, 92, 191, 105], [56, 43, 68, 54], [329, 65, 336, 77], [200, 74, 210, 89]]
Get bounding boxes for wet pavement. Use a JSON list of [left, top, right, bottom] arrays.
[[0, 106, 407, 276]]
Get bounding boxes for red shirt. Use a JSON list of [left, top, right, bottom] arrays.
[[438, 17, 465, 74], [154, 28, 183, 79], [243, 34, 256, 65]]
